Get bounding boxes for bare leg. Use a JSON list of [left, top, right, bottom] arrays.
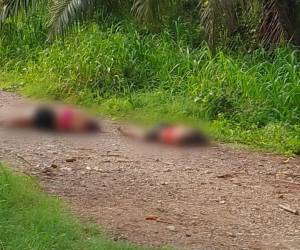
[[0, 117, 33, 128]]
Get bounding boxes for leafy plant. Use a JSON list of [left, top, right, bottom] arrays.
[[1, 0, 300, 47]]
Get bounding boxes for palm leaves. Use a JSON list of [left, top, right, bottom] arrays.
[[0, 0, 36, 22], [131, 0, 174, 22], [1, 0, 299, 47], [259, 0, 298, 45], [200, 0, 249, 50], [200, 0, 299, 48], [48, 0, 92, 37], [49, 0, 174, 36]]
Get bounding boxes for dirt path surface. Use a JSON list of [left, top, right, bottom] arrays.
[[0, 91, 299, 250]]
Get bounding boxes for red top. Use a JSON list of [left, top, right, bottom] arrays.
[[57, 108, 74, 132], [160, 127, 177, 144]]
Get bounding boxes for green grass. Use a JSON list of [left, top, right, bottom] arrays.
[[0, 19, 299, 155], [0, 163, 155, 250]]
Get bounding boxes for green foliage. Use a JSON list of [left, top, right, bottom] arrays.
[[0, 163, 154, 250], [0, 18, 299, 155], [2, 0, 300, 48]]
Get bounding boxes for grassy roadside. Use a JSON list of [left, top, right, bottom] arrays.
[[0, 162, 156, 250], [0, 22, 299, 155], [0, 70, 299, 156]]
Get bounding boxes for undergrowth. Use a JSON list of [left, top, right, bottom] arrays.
[[0, 19, 299, 155]]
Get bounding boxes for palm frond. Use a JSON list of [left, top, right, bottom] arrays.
[[221, 0, 241, 34], [200, 0, 223, 50], [131, 0, 174, 22], [0, 0, 37, 22], [259, 0, 297, 45], [48, 0, 94, 38], [200, 0, 254, 50]]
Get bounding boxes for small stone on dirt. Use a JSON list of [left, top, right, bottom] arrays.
[[42, 168, 52, 173], [228, 233, 236, 238], [145, 215, 159, 221], [167, 225, 176, 232], [191, 220, 197, 226], [61, 167, 72, 172], [50, 163, 58, 168], [86, 166, 91, 170], [42, 167, 55, 176], [278, 194, 284, 199], [217, 173, 233, 179], [66, 158, 76, 163]]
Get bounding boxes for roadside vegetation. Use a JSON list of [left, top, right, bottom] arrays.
[[0, 1, 299, 154], [0, 162, 154, 250]]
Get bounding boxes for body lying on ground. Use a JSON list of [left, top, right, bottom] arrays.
[[118, 123, 210, 147], [0, 105, 100, 133]]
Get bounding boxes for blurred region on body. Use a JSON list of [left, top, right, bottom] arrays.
[[0, 102, 101, 134]]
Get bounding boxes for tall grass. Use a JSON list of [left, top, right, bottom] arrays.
[[0, 18, 299, 154]]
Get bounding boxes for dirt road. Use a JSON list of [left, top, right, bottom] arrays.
[[0, 91, 299, 250]]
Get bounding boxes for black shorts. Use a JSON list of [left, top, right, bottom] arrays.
[[181, 130, 209, 146], [33, 107, 55, 130]]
